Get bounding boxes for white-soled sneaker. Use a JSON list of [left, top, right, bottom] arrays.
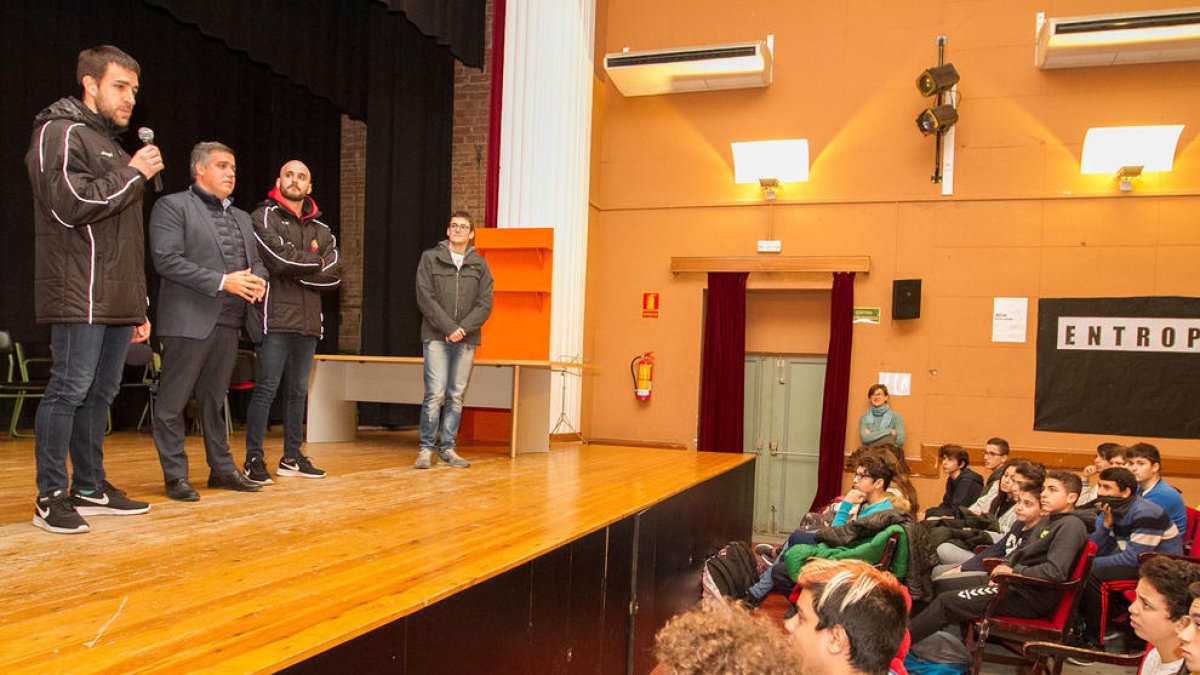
[[278, 456, 326, 479], [438, 449, 470, 468]]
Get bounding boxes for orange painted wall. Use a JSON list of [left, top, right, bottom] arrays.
[[582, 1, 1200, 468]]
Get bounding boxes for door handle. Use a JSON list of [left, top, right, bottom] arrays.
[[769, 440, 779, 456]]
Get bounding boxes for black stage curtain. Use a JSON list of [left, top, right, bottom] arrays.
[[380, 0, 486, 68], [1, 0, 468, 427], [357, 2, 456, 427], [0, 0, 342, 353], [144, 0, 485, 119]]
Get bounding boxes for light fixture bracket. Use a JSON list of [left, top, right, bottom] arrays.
[[759, 177, 780, 201], [1116, 165, 1144, 193]]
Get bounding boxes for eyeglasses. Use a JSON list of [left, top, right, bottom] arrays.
[[983, 450, 1004, 457], [449, 223, 471, 232], [852, 471, 871, 482]]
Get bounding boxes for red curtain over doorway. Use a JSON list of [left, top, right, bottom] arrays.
[[809, 272, 855, 510], [698, 272, 749, 453]]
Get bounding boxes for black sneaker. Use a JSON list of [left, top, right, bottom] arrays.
[[71, 481, 150, 516], [33, 490, 90, 534], [243, 457, 274, 485], [278, 456, 326, 479]]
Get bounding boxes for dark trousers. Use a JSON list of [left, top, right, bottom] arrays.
[[34, 323, 132, 495], [152, 326, 239, 481], [1079, 565, 1139, 641], [909, 583, 1059, 645], [244, 332, 316, 463]]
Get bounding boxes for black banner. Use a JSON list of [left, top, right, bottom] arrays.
[[1035, 297, 1200, 439]]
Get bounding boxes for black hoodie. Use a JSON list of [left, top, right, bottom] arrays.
[[25, 97, 147, 325], [1006, 509, 1094, 582]]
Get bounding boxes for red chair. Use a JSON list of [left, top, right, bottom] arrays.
[[963, 541, 1097, 675], [1096, 506, 1200, 646]]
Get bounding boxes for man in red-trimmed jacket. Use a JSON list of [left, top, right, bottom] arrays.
[[242, 160, 340, 484]]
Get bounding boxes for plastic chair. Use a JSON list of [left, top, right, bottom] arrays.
[[224, 349, 256, 434], [0, 331, 50, 438], [963, 540, 1097, 675]]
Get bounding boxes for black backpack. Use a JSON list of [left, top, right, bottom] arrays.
[[703, 541, 758, 601]]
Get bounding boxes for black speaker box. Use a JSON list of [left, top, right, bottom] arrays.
[[892, 279, 922, 320]]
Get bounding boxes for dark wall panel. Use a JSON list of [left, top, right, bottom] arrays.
[[286, 461, 753, 675]]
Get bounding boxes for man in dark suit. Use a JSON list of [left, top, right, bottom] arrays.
[[149, 141, 267, 501]]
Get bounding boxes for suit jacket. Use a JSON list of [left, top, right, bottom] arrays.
[[149, 187, 266, 341]]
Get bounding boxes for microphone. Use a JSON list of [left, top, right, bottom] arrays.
[[136, 127, 163, 193]]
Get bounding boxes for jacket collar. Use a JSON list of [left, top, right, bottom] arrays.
[[266, 186, 319, 220]]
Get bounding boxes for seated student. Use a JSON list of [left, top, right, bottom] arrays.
[[966, 437, 1011, 514], [932, 480, 1045, 590], [1071, 555, 1200, 669], [785, 559, 909, 675], [930, 460, 1047, 569], [747, 455, 896, 607], [1127, 442, 1188, 537], [1078, 466, 1183, 646], [1176, 581, 1200, 674], [922, 444, 984, 519], [1077, 442, 1125, 506], [908, 470, 1089, 646], [651, 601, 802, 674], [852, 444, 918, 515], [1128, 556, 1200, 674]]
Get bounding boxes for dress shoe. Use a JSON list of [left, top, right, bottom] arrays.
[[208, 470, 262, 492], [165, 478, 200, 502]]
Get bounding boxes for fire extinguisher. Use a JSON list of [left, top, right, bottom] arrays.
[[630, 352, 654, 401]]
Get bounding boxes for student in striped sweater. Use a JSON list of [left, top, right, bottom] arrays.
[[1078, 466, 1182, 647]]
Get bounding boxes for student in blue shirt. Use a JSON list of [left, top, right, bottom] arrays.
[[1126, 442, 1187, 538]]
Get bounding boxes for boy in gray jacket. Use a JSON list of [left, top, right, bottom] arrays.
[[413, 211, 493, 469]]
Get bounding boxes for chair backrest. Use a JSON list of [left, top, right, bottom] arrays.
[[1184, 507, 1200, 556], [1046, 540, 1097, 629], [0, 330, 12, 354], [125, 342, 154, 368]]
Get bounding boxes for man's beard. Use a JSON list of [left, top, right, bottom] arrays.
[[280, 186, 305, 202]]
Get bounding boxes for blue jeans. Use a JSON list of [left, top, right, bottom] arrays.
[[418, 340, 475, 452], [749, 543, 792, 600], [34, 323, 132, 495], [245, 333, 316, 462]]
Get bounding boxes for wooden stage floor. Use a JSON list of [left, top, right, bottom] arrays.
[[0, 430, 751, 673]]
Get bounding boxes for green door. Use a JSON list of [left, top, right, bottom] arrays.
[[744, 355, 826, 537]]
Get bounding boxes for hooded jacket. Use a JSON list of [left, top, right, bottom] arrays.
[[814, 508, 940, 602], [415, 240, 493, 345], [249, 188, 340, 340], [1005, 509, 1092, 582], [25, 97, 147, 325]]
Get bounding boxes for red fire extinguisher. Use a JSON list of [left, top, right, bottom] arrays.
[[630, 352, 654, 401]]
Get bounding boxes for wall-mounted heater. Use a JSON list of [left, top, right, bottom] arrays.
[[1037, 7, 1200, 69], [604, 38, 773, 97]]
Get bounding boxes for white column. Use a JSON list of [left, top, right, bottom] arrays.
[[498, 0, 595, 437]]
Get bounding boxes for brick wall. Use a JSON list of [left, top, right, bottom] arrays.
[[337, 0, 493, 353], [450, 0, 493, 219], [338, 116, 368, 353]]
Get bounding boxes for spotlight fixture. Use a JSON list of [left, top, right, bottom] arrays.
[[917, 36, 959, 184], [916, 63, 959, 97], [916, 105, 959, 135]]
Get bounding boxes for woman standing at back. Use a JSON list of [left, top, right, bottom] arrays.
[[860, 384, 905, 450]]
